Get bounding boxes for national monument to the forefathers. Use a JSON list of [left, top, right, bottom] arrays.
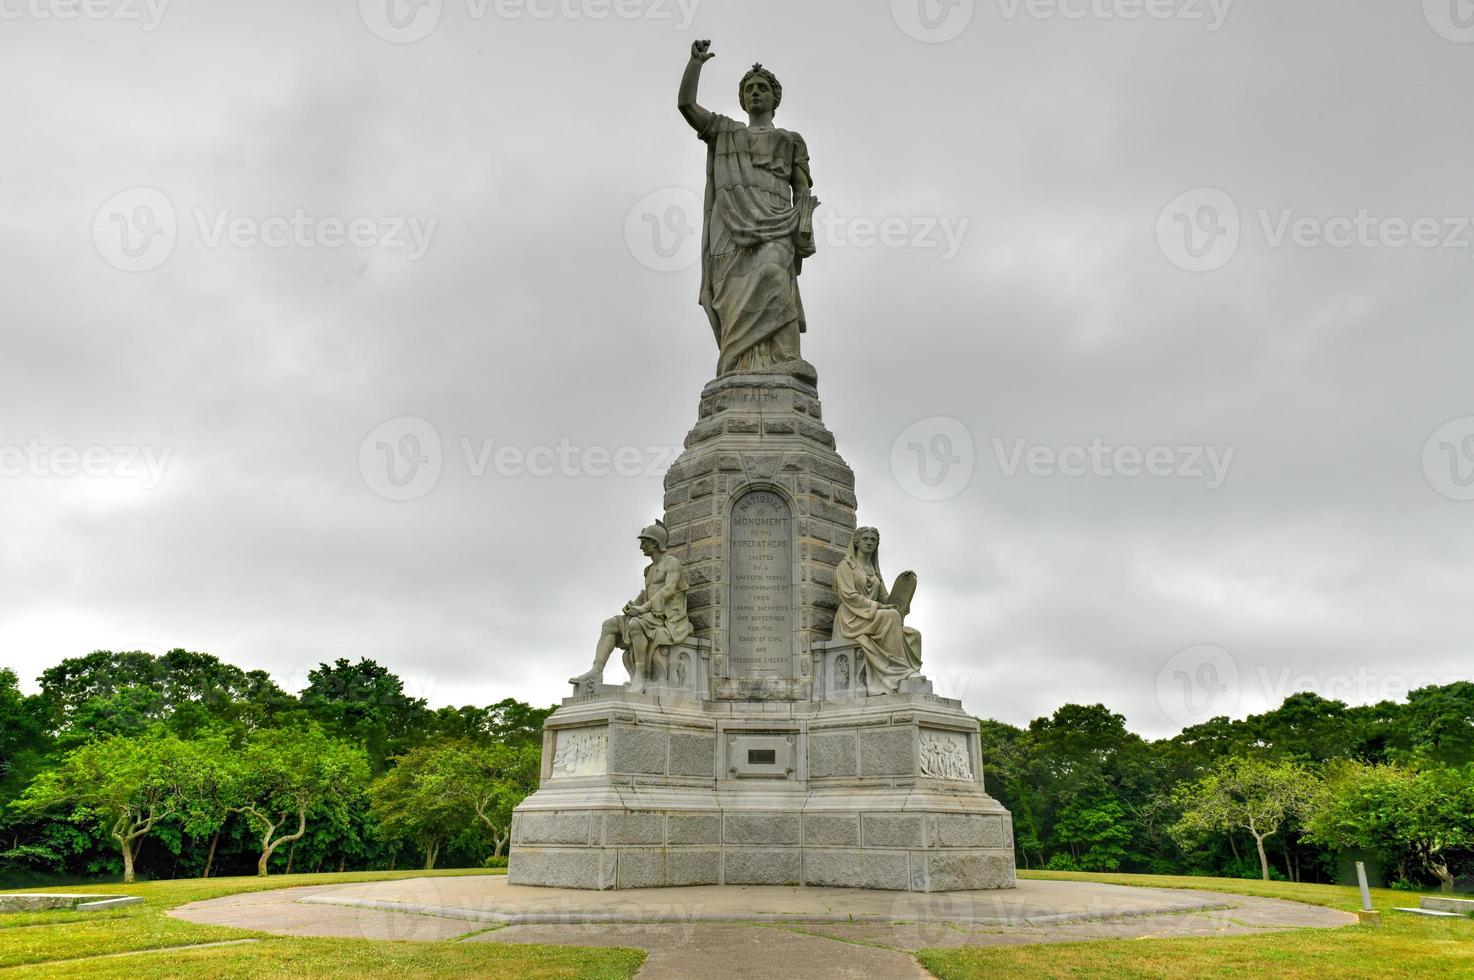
[[507, 41, 1016, 892]]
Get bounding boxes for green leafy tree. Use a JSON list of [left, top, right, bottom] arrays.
[[16, 731, 197, 883], [0, 668, 50, 806], [174, 735, 243, 878], [368, 744, 472, 870], [300, 659, 428, 773], [441, 742, 541, 857], [38, 649, 294, 744], [1172, 755, 1317, 881], [1306, 761, 1474, 892], [1394, 683, 1474, 766], [1053, 795, 1133, 871], [232, 727, 369, 876]]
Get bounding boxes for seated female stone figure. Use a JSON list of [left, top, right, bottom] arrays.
[[833, 526, 922, 695]]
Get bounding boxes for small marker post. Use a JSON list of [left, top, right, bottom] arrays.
[[1355, 861, 1381, 926]]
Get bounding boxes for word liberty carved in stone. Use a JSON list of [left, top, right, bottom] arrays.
[[919, 730, 973, 781], [728, 489, 794, 682], [550, 727, 608, 778]]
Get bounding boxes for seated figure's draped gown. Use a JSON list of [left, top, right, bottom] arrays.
[[833, 544, 923, 695], [696, 113, 816, 374]]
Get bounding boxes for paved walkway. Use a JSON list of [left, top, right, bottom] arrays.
[[169, 877, 1355, 979]]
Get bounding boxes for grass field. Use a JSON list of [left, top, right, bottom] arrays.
[[916, 870, 1474, 980], [2, 867, 1470, 977], [0, 870, 644, 978]]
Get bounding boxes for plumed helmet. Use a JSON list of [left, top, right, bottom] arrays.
[[637, 519, 669, 550]]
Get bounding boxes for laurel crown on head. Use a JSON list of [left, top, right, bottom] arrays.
[[739, 62, 782, 113]]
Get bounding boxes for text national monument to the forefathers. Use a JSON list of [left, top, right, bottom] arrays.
[[509, 41, 1016, 892]]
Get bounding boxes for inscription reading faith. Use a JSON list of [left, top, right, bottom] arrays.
[[728, 489, 793, 680]]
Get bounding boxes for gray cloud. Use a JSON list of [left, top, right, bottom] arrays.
[[3, 0, 1472, 738]]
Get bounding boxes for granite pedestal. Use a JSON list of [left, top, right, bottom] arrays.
[[510, 375, 1016, 892]]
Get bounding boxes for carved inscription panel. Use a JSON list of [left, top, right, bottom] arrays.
[[728, 490, 794, 680]]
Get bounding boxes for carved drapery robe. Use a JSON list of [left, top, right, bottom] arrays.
[[833, 556, 923, 695], [696, 112, 816, 375]]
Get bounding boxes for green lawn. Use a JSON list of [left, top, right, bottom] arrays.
[[5, 868, 1470, 978], [917, 871, 1474, 980], [0, 870, 644, 978]]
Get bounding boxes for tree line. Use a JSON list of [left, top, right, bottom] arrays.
[[1, 650, 1470, 891], [981, 688, 1474, 891], [0, 651, 548, 883]]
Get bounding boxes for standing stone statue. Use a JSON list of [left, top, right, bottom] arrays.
[[678, 39, 819, 386], [833, 526, 923, 695], [569, 520, 692, 692]]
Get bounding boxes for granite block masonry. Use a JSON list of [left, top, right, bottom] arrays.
[[508, 39, 1015, 892]]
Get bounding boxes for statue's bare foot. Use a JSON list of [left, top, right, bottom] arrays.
[[568, 670, 600, 687]]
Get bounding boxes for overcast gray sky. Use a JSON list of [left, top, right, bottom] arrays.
[[3, 0, 1472, 737]]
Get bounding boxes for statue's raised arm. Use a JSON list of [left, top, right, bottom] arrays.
[[682, 42, 820, 386], [677, 39, 715, 135]]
